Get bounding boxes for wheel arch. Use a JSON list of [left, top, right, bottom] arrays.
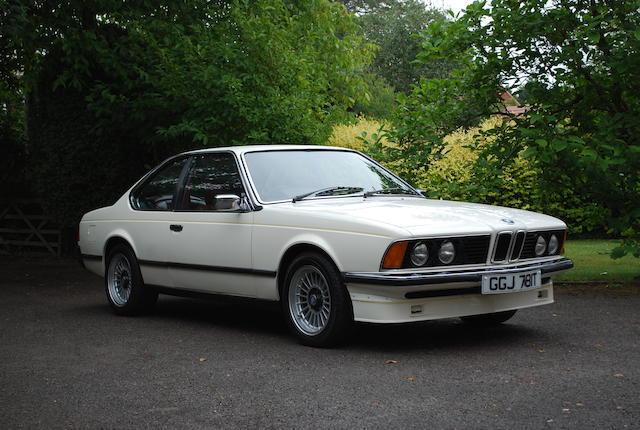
[[276, 242, 342, 301], [103, 234, 137, 265]]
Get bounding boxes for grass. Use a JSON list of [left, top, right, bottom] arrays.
[[556, 239, 640, 283]]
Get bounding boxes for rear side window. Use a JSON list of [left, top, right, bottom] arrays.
[[179, 153, 245, 211], [131, 157, 189, 210]]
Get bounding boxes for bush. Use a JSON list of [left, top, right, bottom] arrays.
[[328, 116, 390, 151], [339, 117, 610, 235]]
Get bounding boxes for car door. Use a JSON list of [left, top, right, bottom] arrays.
[[166, 152, 255, 296], [127, 155, 191, 288]]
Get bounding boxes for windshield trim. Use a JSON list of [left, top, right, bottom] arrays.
[[240, 148, 421, 205]]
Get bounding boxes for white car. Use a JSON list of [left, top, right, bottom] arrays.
[[79, 145, 573, 346]]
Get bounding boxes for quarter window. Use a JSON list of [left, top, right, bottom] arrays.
[[131, 157, 189, 210], [179, 153, 245, 211]]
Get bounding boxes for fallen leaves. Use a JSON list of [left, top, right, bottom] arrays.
[[198, 357, 207, 363], [613, 373, 624, 377], [407, 377, 416, 382], [538, 349, 545, 353], [385, 360, 398, 364]]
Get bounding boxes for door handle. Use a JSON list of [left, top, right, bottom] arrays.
[[170, 224, 183, 232]]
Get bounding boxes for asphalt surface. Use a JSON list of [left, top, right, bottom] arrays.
[[1, 257, 638, 429]]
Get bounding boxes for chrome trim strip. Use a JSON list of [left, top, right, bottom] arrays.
[[509, 230, 526, 262], [344, 258, 573, 286], [491, 231, 513, 263]]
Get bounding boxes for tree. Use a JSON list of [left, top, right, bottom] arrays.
[[142, 0, 373, 146], [371, 0, 640, 257], [356, 0, 449, 93], [3, 0, 374, 227]]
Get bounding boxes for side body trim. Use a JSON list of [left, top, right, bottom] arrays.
[[138, 259, 277, 278]]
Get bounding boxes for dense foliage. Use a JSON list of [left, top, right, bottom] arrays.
[[366, 0, 640, 257], [2, 0, 373, 226], [355, 0, 449, 93], [337, 0, 455, 119], [332, 117, 608, 235], [3, 0, 638, 261]]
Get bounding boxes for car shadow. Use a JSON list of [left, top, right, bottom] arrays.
[[154, 296, 545, 352], [152, 295, 288, 337], [76, 295, 547, 352], [350, 319, 543, 352]]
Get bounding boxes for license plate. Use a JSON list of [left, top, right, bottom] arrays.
[[481, 270, 541, 294]]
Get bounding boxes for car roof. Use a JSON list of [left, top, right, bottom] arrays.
[[183, 144, 357, 156]]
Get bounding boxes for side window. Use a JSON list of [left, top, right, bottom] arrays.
[[180, 153, 245, 211], [131, 157, 188, 210]]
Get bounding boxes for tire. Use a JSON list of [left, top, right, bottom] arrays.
[[460, 309, 517, 326], [105, 244, 158, 315], [282, 252, 353, 347]]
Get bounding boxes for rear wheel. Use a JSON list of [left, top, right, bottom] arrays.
[[105, 244, 157, 315], [460, 310, 517, 326], [282, 252, 353, 347]]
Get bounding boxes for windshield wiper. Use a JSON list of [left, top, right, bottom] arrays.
[[293, 186, 364, 202], [363, 187, 418, 198]]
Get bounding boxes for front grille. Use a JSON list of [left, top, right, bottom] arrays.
[[493, 232, 512, 262], [461, 235, 492, 264], [521, 232, 538, 259]]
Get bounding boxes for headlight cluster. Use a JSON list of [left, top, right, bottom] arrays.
[[383, 239, 462, 269], [407, 240, 456, 266], [534, 233, 562, 256]]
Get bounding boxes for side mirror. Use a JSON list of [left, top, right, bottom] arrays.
[[214, 194, 242, 211], [415, 188, 427, 197]]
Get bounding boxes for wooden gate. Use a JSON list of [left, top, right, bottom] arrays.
[[0, 200, 61, 256]]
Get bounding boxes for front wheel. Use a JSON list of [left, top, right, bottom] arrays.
[[460, 309, 517, 326], [282, 252, 353, 347], [105, 244, 157, 315]]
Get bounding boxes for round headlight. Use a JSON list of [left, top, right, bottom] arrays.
[[548, 234, 559, 254], [410, 242, 429, 266], [535, 235, 547, 256], [438, 241, 456, 264]]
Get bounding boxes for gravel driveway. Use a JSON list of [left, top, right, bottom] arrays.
[[1, 257, 638, 429]]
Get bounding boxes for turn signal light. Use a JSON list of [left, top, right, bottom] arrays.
[[381, 241, 408, 269], [560, 231, 567, 254]]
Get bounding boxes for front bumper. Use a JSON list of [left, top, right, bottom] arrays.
[[344, 257, 573, 287], [343, 258, 572, 324]]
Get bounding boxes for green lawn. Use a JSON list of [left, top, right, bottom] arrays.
[[556, 240, 640, 283]]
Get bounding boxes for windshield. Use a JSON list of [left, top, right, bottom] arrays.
[[244, 149, 416, 202]]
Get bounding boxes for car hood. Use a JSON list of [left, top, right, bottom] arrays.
[[287, 197, 565, 236]]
